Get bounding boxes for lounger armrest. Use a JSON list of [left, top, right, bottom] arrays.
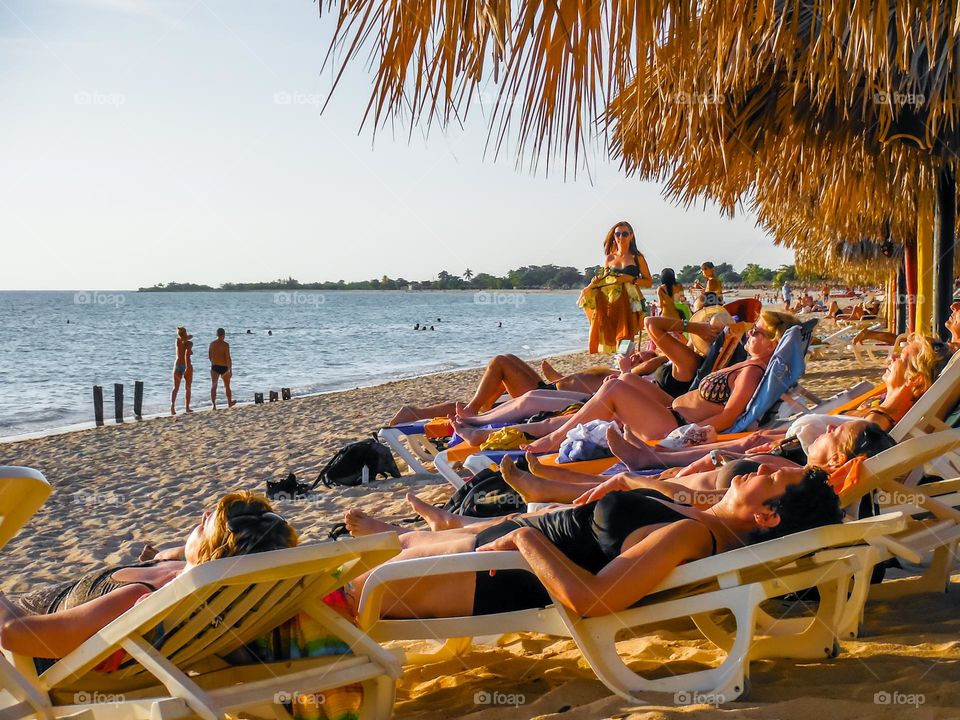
[[356, 551, 530, 628]]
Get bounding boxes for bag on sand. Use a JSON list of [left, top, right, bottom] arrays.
[[443, 466, 527, 518], [266, 472, 312, 500], [317, 438, 401, 488]]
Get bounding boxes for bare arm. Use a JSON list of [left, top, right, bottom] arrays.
[[0, 585, 149, 658], [488, 522, 711, 616], [634, 254, 653, 289]]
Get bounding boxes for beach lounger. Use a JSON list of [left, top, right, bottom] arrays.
[[377, 421, 442, 475], [356, 513, 906, 704], [0, 468, 403, 720]]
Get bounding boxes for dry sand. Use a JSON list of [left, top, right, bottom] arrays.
[[3, 330, 959, 719]]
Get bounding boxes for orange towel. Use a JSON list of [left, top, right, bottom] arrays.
[[829, 456, 865, 496], [424, 418, 453, 439]]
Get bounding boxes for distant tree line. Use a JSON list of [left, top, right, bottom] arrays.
[[140, 263, 824, 293]]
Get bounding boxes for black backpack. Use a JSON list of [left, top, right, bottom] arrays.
[[317, 438, 401, 488], [443, 467, 527, 518]]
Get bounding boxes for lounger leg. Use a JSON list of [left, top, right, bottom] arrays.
[[403, 637, 473, 665], [870, 541, 958, 600]]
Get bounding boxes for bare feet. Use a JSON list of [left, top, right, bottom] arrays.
[[389, 405, 422, 426], [605, 425, 665, 471], [405, 492, 461, 531], [500, 455, 549, 503], [540, 359, 563, 383], [185, 407, 194, 414], [343, 509, 402, 537], [525, 451, 546, 477], [170, 405, 176, 416], [228, 399, 237, 408], [522, 433, 560, 453], [451, 418, 493, 446]]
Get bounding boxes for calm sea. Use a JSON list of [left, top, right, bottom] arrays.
[[0, 290, 595, 438]]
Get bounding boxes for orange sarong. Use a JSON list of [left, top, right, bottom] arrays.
[[580, 272, 646, 353]]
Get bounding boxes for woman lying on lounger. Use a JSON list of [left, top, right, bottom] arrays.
[[344, 463, 841, 618], [518, 311, 798, 452], [0, 492, 297, 662], [388, 353, 669, 426]]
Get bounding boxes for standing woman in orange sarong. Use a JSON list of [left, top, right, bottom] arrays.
[[579, 221, 653, 353]]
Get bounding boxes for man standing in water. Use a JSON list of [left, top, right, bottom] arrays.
[[208, 328, 235, 409], [170, 326, 193, 415]]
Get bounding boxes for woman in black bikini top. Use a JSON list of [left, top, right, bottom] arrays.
[[355, 463, 843, 620]]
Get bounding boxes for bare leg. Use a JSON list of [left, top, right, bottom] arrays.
[[501, 456, 597, 503], [526, 452, 609, 485], [455, 390, 588, 425], [389, 401, 458, 426], [540, 359, 563, 383], [184, 369, 193, 412], [171, 371, 182, 415], [223, 370, 235, 407], [345, 509, 411, 537], [523, 376, 679, 453], [605, 425, 666, 470], [210, 371, 218, 409], [464, 354, 542, 414]]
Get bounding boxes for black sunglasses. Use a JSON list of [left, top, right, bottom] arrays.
[[614, 230, 632, 238]]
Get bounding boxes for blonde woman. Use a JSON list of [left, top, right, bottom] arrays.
[[170, 326, 193, 415]]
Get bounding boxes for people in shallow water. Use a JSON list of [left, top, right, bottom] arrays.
[[414, 323, 420, 330]]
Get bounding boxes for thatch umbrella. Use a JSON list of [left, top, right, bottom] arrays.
[[320, 1, 960, 333]]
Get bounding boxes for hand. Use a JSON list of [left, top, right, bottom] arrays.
[[477, 527, 532, 552], [745, 442, 775, 455], [139, 544, 159, 561], [617, 354, 633, 373], [573, 476, 629, 505], [689, 321, 722, 344]]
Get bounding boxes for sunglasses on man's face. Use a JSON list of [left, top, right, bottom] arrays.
[[749, 325, 772, 339], [614, 230, 632, 238]]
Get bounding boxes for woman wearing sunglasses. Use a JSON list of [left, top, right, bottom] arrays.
[[579, 221, 653, 353], [523, 310, 798, 452]]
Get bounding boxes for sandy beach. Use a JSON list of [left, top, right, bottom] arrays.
[[3, 335, 959, 719]]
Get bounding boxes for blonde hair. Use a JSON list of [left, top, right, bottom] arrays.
[[759, 310, 798, 342], [194, 492, 298, 564], [903, 334, 949, 395]]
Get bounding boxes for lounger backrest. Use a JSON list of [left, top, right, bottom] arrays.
[[0, 466, 51, 550], [891, 350, 960, 442], [40, 533, 400, 689], [725, 324, 809, 433]]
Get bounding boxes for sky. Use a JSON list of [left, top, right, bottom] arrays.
[[1, 0, 793, 291]]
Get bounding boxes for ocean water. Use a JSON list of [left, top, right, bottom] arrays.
[[0, 290, 595, 438]]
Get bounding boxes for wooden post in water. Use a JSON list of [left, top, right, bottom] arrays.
[[281, 387, 291, 400], [93, 385, 104, 426], [254, 392, 264, 404], [269, 390, 279, 402], [134, 381, 144, 419], [114, 383, 124, 423]]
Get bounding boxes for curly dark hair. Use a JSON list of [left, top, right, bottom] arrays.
[[749, 467, 843, 544], [848, 421, 895, 460]]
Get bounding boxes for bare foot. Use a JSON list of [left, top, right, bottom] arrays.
[[454, 401, 487, 425], [343, 509, 402, 537], [228, 400, 237, 408], [522, 434, 560, 454], [500, 455, 547, 503], [525, 451, 546, 477], [170, 405, 176, 416], [451, 418, 493, 446], [606, 424, 665, 471], [405, 492, 460, 531], [540, 359, 563, 383], [185, 407, 194, 414], [389, 405, 422, 426]]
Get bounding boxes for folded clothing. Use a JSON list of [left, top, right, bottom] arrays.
[[558, 419, 618, 463]]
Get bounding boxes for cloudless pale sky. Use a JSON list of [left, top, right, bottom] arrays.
[[1, 0, 793, 291]]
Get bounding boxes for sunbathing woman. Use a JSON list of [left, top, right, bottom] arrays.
[[605, 333, 948, 474], [0, 492, 297, 661], [388, 353, 661, 426], [345, 464, 841, 618], [520, 311, 798, 453]]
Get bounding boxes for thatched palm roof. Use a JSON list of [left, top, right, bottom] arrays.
[[321, 2, 960, 275]]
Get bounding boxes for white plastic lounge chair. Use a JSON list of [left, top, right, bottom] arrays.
[[356, 513, 906, 704], [377, 422, 441, 475], [0, 467, 403, 720], [0, 466, 51, 550]]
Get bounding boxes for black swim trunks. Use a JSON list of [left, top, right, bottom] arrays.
[[536, 380, 558, 391], [211, 364, 229, 375]]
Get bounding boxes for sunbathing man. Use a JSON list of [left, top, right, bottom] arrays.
[[209, 327, 236, 409], [0, 493, 296, 662], [342, 463, 841, 619]]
